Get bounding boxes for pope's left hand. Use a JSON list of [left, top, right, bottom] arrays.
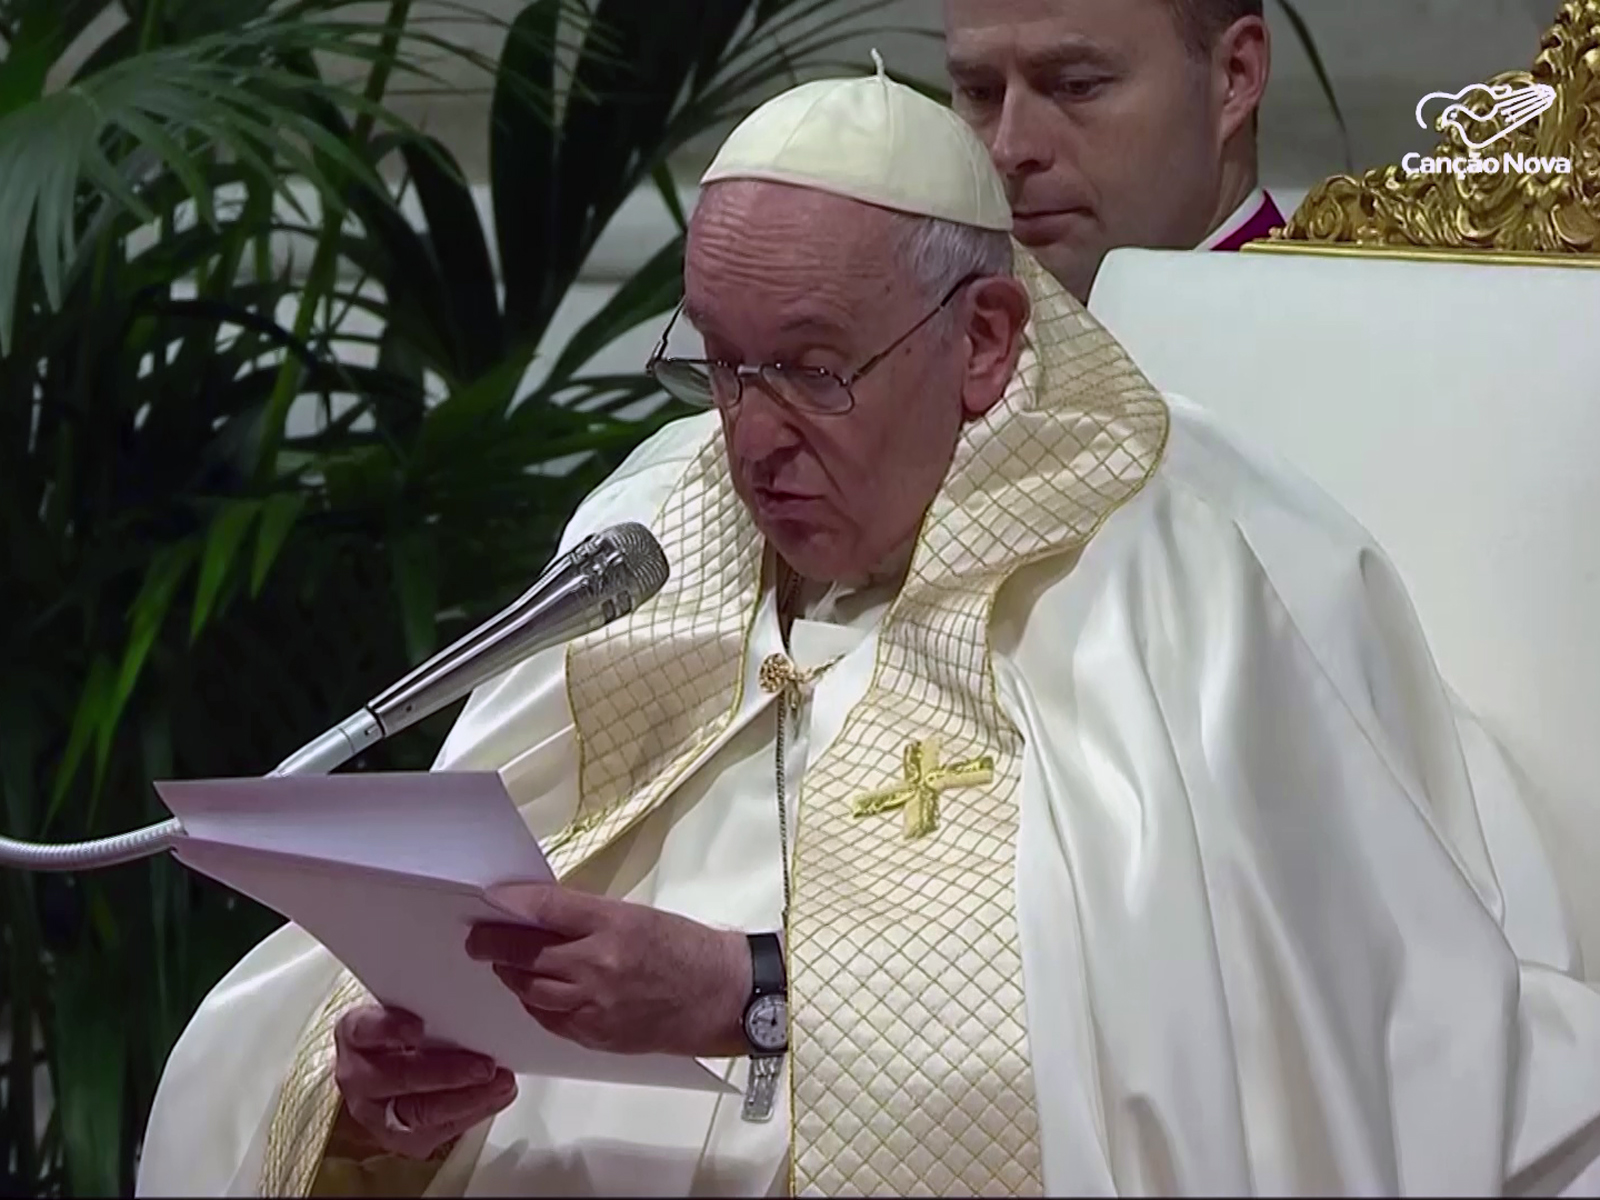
[[466, 882, 753, 1060]]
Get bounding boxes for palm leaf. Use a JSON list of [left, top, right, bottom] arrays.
[[0, 4, 575, 356], [544, 236, 685, 387], [492, 0, 568, 343], [52, 953, 128, 1197], [1274, 0, 1351, 171]]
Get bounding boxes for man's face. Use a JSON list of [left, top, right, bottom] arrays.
[[946, 0, 1228, 299], [682, 184, 970, 585]]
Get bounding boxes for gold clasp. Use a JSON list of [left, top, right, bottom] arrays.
[[759, 652, 833, 715]]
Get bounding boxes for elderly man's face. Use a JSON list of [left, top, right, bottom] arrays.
[[683, 183, 1005, 584], [945, 0, 1245, 300]]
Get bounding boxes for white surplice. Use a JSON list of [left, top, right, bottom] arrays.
[[137, 399, 1600, 1196]]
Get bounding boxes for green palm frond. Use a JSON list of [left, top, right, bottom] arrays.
[[1274, 0, 1352, 171], [0, 2, 576, 355]]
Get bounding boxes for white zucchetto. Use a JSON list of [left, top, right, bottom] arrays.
[[700, 50, 1012, 232]]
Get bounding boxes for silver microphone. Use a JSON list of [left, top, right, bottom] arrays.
[[0, 523, 669, 872]]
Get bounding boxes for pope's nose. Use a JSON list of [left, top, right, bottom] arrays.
[[726, 383, 805, 480]]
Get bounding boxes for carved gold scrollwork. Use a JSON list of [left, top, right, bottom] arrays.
[[1264, 0, 1599, 257]]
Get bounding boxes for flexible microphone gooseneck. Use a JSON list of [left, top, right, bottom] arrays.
[[0, 523, 670, 873]]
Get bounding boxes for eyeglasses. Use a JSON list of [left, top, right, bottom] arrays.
[[646, 274, 980, 417]]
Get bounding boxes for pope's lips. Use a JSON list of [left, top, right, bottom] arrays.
[[751, 486, 823, 512]]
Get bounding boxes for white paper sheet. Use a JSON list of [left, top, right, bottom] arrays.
[[155, 772, 734, 1094]]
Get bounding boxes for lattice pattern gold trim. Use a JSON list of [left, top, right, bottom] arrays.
[[1268, 0, 1599, 256], [786, 250, 1167, 1195], [548, 435, 767, 877], [259, 974, 369, 1196]]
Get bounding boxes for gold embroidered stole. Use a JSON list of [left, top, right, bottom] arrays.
[[257, 250, 1168, 1196], [260, 975, 368, 1196], [784, 256, 1166, 1194]]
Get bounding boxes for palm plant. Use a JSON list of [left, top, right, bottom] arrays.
[[0, 1, 911, 1194], [0, 4, 547, 1192]]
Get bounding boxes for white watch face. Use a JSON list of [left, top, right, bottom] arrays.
[[745, 993, 788, 1052]]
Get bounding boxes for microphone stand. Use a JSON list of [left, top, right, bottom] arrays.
[[0, 528, 661, 873]]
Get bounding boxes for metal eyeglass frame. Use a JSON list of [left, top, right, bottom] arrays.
[[645, 272, 982, 416]]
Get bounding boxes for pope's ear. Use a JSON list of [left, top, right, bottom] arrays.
[[960, 276, 1030, 419]]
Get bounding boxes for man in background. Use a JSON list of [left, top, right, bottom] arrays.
[[945, 0, 1282, 300]]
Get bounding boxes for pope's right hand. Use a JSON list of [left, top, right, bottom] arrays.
[[333, 1004, 517, 1160]]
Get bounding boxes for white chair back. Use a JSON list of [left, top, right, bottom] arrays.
[[1089, 246, 1600, 971]]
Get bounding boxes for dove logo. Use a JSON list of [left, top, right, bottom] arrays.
[[1416, 82, 1556, 152], [1403, 81, 1572, 178]]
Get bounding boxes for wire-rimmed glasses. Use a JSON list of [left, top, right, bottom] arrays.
[[646, 273, 980, 417]]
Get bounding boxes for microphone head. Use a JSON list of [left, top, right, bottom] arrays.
[[364, 522, 671, 737], [594, 522, 670, 610]]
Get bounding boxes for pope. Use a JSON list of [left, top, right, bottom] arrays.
[[136, 59, 1600, 1197]]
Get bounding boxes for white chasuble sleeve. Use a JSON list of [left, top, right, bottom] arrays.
[[134, 417, 711, 1198], [993, 411, 1600, 1196]]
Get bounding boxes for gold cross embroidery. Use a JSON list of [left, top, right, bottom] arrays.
[[850, 737, 995, 840]]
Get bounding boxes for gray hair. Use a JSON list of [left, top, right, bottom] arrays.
[[891, 213, 1014, 305]]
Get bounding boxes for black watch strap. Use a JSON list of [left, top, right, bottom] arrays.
[[747, 932, 786, 998]]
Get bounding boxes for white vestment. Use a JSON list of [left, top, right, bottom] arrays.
[[136, 393, 1600, 1196]]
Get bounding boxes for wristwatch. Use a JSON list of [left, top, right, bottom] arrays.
[[741, 932, 788, 1055], [740, 933, 787, 1123]]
